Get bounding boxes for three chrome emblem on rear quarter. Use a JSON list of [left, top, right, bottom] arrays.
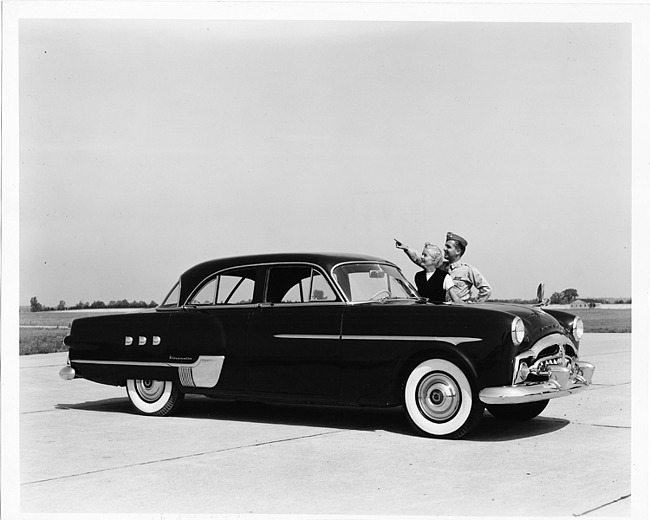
[[125, 336, 161, 346]]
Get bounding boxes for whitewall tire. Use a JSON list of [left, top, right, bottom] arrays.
[[404, 358, 483, 439], [126, 379, 183, 416]]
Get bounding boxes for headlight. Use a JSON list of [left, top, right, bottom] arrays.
[[511, 316, 525, 346], [571, 317, 584, 341]]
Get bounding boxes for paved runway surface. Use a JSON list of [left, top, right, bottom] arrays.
[[16, 333, 634, 517]]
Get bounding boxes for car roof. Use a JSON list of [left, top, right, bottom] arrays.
[[177, 252, 394, 303]]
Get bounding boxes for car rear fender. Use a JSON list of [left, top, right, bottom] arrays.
[[66, 309, 225, 388]]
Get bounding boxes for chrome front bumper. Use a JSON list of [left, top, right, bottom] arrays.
[[479, 361, 595, 405]]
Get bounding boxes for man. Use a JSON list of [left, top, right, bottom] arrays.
[[443, 232, 492, 303]]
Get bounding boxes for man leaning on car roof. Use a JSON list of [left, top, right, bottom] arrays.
[[443, 232, 492, 303]]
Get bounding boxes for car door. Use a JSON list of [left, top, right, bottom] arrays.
[[247, 264, 344, 398], [177, 266, 261, 393]]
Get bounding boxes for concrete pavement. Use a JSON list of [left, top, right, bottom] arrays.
[[13, 333, 635, 517]]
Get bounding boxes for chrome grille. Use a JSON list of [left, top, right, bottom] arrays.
[[512, 333, 577, 385]]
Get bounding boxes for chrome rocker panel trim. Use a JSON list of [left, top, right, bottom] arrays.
[[60, 355, 225, 388], [479, 361, 595, 405]]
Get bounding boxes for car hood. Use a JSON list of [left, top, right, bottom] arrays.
[[378, 299, 571, 348], [470, 302, 570, 346]]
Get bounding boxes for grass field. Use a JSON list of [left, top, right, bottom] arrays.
[[18, 306, 631, 356], [563, 308, 632, 333], [19, 308, 146, 356]]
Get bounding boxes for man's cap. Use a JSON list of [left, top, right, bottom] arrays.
[[446, 232, 468, 248]]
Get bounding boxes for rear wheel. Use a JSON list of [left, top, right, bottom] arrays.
[[403, 358, 483, 439], [486, 400, 549, 421], [126, 379, 184, 416]]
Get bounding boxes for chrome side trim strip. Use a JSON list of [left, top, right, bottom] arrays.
[[73, 355, 225, 388], [74, 359, 195, 368], [342, 335, 481, 346], [274, 334, 340, 340], [273, 334, 481, 346]]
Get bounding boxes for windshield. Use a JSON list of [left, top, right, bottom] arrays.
[[332, 263, 419, 303]]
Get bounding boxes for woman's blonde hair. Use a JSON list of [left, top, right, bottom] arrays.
[[423, 242, 444, 268]]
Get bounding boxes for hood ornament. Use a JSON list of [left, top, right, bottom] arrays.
[[535, 283, 550, 307]]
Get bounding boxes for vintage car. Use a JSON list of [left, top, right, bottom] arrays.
[[60, 252, 595, 439]]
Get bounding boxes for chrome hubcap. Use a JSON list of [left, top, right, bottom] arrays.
[[135, 380, 165, 403], [417, 371, 461, 422]]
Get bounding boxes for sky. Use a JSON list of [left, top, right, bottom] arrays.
[[14, 14, 635, 307]]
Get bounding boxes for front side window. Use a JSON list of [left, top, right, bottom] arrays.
[[333, 263, 418, 303], [266, 266, 338, 304]]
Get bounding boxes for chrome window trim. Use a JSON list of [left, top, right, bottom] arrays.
[[257, 301, 345, 309], [183, 261, 347, 306], [167, 260, 416, 309], [183, 303, 259, 310]]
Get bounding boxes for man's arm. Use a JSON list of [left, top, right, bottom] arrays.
[[471, 267, 492, 302]]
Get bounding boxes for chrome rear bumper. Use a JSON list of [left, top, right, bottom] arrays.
[[59, 365, 76, 380], [479, 361, 595, 405]]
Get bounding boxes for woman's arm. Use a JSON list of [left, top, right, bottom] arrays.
[[443, 274, 464, 303], [395, 239, 424, 267]]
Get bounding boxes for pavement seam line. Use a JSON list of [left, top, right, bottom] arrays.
[[573, 493, 631, 516], [22, 430, 342, 486], [536, 417, 630, 429]]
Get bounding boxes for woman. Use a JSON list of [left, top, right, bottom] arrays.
[[395, 240, 462, 303]]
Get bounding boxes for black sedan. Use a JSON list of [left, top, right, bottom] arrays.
[[60, 252, 595, 439]]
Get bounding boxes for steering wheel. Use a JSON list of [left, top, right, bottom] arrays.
[[370, 290, 390, 301]]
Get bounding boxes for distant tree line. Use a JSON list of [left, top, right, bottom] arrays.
[[549, 288, 579, 305], [492, 288, 581, 305], [30, 296, 158, 312]]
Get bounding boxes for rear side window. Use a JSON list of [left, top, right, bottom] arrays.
[[188, 268, 257, 306], [216, 270, 256, 304]]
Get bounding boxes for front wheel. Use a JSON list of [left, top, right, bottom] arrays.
[[403, 358, 483, 439], [126, 379, 184, 416], [486, 400, 549, 421]]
